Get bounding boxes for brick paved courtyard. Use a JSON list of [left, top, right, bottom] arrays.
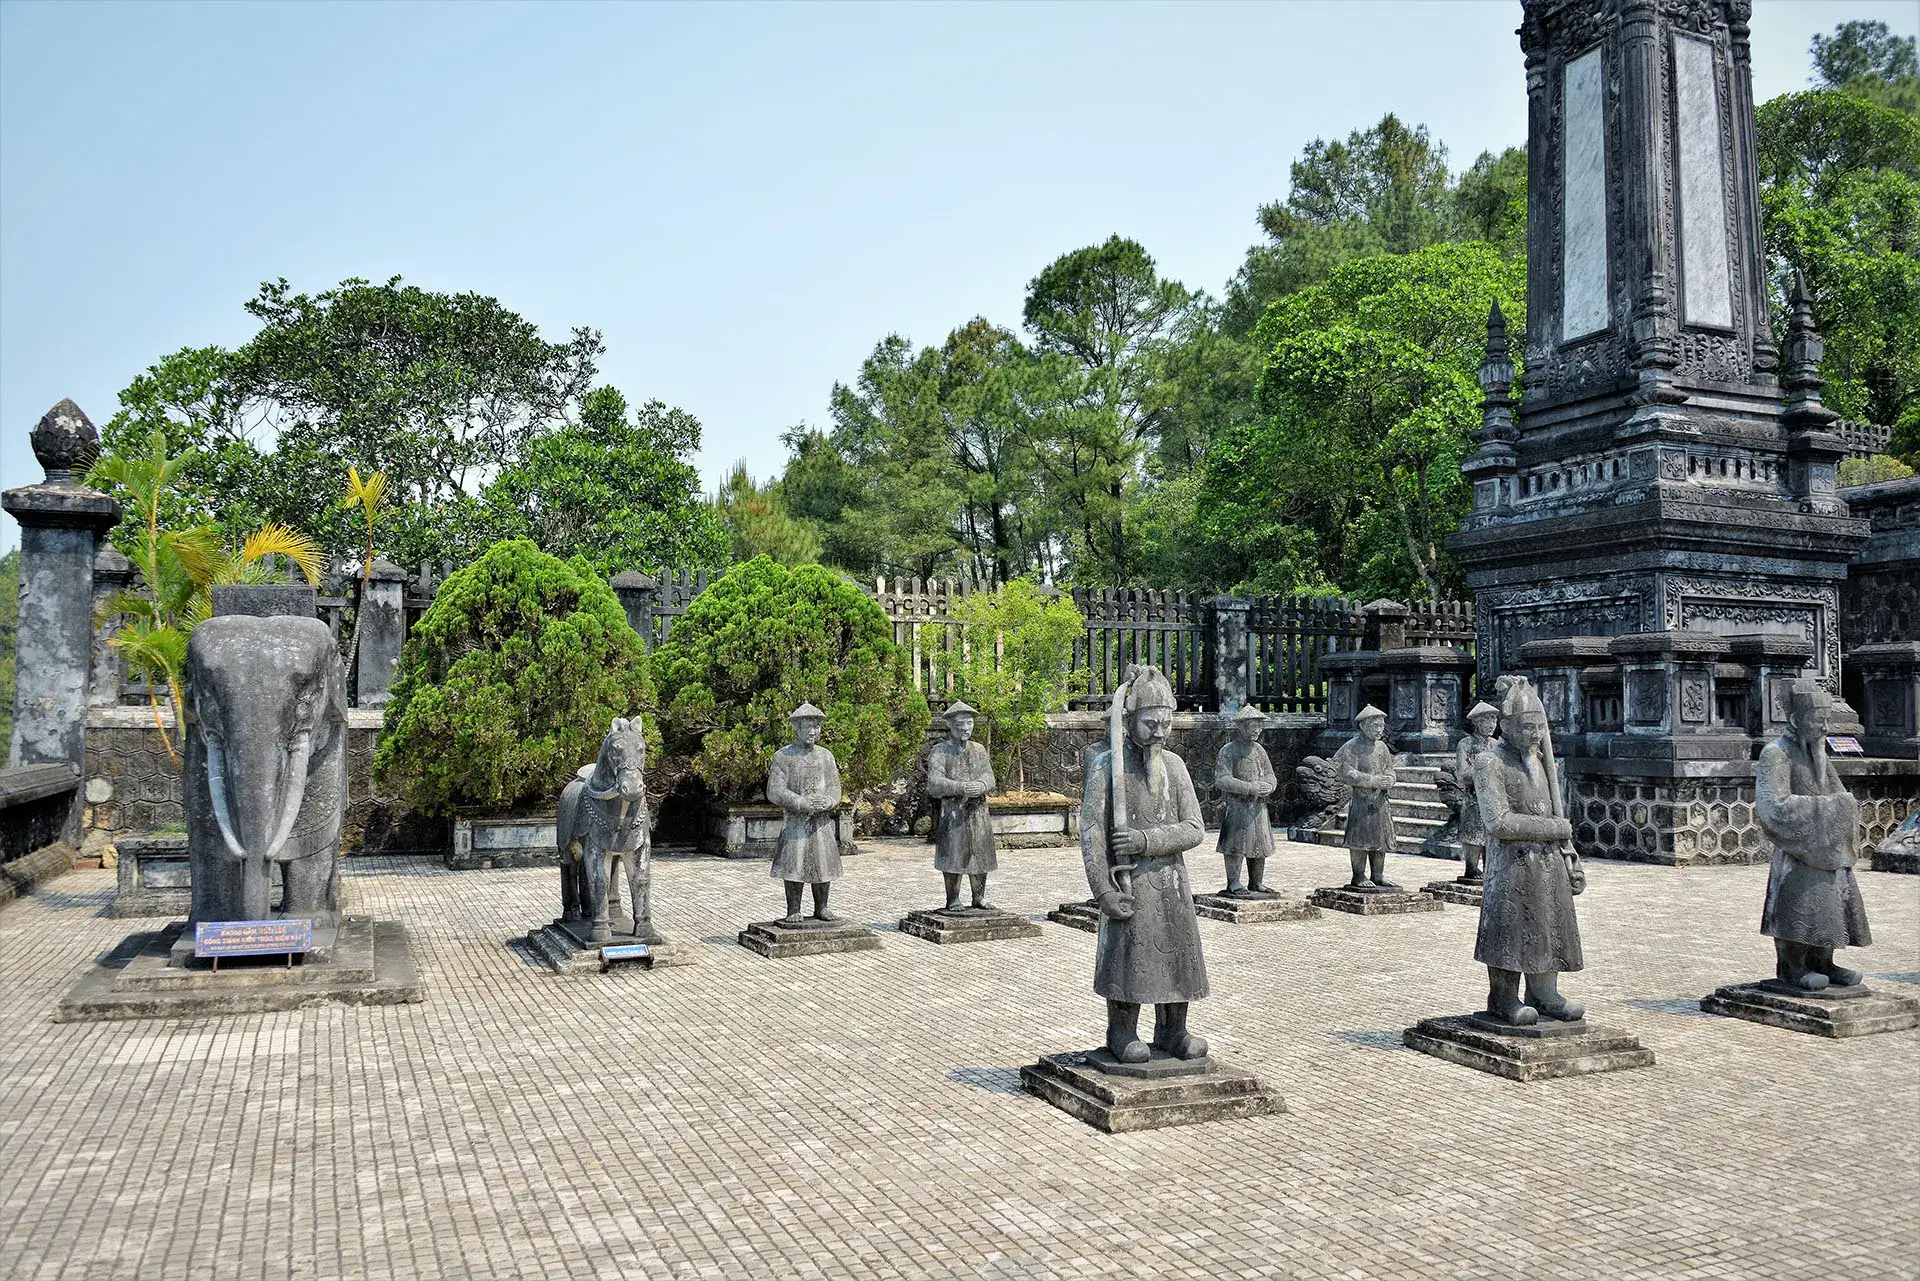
[[2, 839, 1916, 1281]]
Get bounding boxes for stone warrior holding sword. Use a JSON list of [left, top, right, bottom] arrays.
[[1078, 664, 1211, 1064]]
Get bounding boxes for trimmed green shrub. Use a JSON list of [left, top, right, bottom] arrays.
[[934, 577, 1084, 793], [652, 556, 929, 802], [374, 538, 653, 811]]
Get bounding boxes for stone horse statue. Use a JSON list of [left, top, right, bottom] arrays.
[[556, 716, 652, 943]]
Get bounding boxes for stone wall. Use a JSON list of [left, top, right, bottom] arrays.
[[1840, 476, 1918, 650], [81, 708, 445, 859]]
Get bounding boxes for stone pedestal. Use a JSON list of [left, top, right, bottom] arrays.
[[352, 559, 410, 709], [1191, 891, 1320, 924], [1873, 814, 1919, 874], [1403, 1014, 1654, 1081], [56, 917, 423, 1022], [1700, 980, 1920, 1038], [704, 804, 857, 860], [1849, 642, 1920, 760], [1019, 1049, 1282, 1133], [525, 914, 697, 974], [738, 918, 880, 959], [897, 906, 1042, 944], [1307, 885, 1443, 915], [451, 809, 560, 869], [1047, 900, 1101, 933], [1421, 877, 1485, 908]]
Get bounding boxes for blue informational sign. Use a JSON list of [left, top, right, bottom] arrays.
[[600, 943, 650, 963], [1826, 736, 1865, 756], [195, 918, 314, 958]]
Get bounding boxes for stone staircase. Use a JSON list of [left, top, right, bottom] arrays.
[[1300, 753, 1453, 857]]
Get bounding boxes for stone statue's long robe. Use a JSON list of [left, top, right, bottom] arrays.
[[1214, 739, 1276, 860], [1473, 742, 1583, 974], [1757, 735, 1871, 949], [767, 744, 842, 883], [1333, 734, 1396, 853], [1081, 744, 1209, 1004], [1455, 733, 1495, 847], [926, 738, 996, 875]]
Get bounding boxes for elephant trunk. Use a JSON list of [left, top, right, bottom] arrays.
[[206, 726, 314, 866]]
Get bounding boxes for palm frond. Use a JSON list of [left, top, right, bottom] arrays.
[[240, 524, 325, 585]]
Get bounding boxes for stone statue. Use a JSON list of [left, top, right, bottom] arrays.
[[1472, 676, 1585, 1026], [183, 614, 346, 924], [1081, 664, 1210, 1063], [1757, 681, 1872, 991], [1291, 755, 1350, 833], [767, 702, 844, 925], [556, 716, 652, 944], [1333, 705, 1398, 888], [1455, 700, 1500, 883], [924, 700, 998, 910], [1214, 703, 1277, 896]]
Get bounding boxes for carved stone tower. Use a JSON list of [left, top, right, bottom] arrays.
[[1450, 0, 1867, 692]]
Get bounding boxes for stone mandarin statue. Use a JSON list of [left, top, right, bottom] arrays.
[[1214, 703, 1278, 896], [924, 700, 999, 911], [766, 703, 844, 925], [1455, 701, 1501, 884], [1472, 677, 1586, 1026], [1081, 664, 1210, 1064], [1757, 681, 1872, 991], [1333, 705, 1398, 888]]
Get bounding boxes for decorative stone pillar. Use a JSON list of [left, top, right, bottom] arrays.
[[1517, 636, 1615, 750], [1374, 647, 1476, 755], [1608, 631, 1746, 760], [1205, 595, 1251, 716], [89, 545, 136, 708], [353, 559, 409, 708], [1363, 599, 1409, 652], [3, 401, 121, 786], [610, 571, 658, 647], [1726, 634, 1814, 741], [1849, 642, 1920, 759]]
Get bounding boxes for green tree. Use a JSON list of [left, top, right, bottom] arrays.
[[478, 386, 729, 576], [373, 539, 654, 811], [1758, 89, 1920, 456], [1811, 19, 1919, 114], [650, 556, 929, 802], [1201, 243, 1524, 600], [716, 463, 821, 566], [933, 578, 1083, 792], [1023, 236, 1192, 583]]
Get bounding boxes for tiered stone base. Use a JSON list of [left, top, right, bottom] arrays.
[[1422, 878, 1484, 908], [524, 914, 697, 974], [1191, 891, 1320, 924], [897, 906, 1042, 944], [738, 918, 881, 959], [1870, 846, 1918, 874], [1700, 979, 1920, 1038], [1402, 1014, 1654, 1081], [1019, 1049, 1283, 1132], [1308, 884, 1443, 915], [1046, 900, 1101, 933], [56, 918, 423, 1022]]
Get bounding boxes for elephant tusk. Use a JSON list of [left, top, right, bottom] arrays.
[[205, 737, 249, 863], [262, 731, 314, 863]]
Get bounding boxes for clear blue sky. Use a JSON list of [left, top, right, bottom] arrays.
[[4, 0, 1914, 553]]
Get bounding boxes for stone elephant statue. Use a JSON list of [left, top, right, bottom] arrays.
[[184, 614, 347, 924]]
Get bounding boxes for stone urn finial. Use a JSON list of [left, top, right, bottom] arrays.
[[31, 398, 99, 485]]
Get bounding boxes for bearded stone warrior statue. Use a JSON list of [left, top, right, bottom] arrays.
[[1472, 676, 1586, 1026], [1757, 681, 1872, 991], [1080, 664, 1210, 1063]]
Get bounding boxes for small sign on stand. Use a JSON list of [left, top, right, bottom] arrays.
[[1826, 736, 1865, 756], [600, 942, 650, 969], [195, 918, 314, 971]]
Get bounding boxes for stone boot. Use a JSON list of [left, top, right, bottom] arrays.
[[1526, 971, 1585, 1022], [1106, 1000, 1149, 1064], [1775, 940, 1830, 991], [1152, 1002, 1209, 1060], [1486, 967, 1538, 1026], [1811, 945, 1863, 988]]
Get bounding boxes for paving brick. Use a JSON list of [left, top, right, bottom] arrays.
[[0, 840, 1914, 1280]]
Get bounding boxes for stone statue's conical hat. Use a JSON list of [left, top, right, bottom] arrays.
[[1467, 700, 1500, 720], [1355, 704, 1387, 723], [1122, 664, 1177, 712], [942, 700, 977, 717], [1232, 703, 1267, 723], [789, 702, 825, 720]]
